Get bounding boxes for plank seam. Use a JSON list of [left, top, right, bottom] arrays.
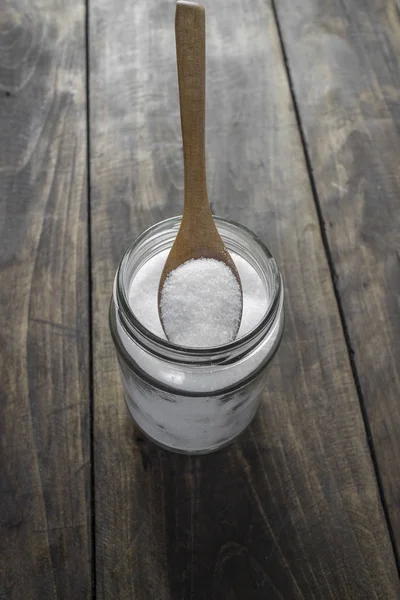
[[269, 0, 400, 576], [85, 0, 97, 597]]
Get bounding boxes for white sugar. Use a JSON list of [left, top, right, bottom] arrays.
[[160, 259, 242, 347], [129, 250, 269, 345]]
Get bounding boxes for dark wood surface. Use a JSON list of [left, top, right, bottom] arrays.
[[274, 0, 400, 562], [89, 0, 400, 598], [1, 0, 400, 598], [0, 0, 91, 599]]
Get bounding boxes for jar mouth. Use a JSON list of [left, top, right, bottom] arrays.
[[115, 216, 282, 363]]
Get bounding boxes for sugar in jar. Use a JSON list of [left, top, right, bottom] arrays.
[[110, 216, 284, 454]]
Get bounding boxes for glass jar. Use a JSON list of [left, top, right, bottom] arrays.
[[110, 216, 284, 454]]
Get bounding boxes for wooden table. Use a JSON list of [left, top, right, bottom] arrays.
[[1, 0, 400, 598]]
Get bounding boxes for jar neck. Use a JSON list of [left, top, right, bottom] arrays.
[[115, 216, 283, 366]]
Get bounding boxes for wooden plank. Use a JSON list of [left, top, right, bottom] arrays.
[[89, 0, 400, 597], [274, 0, 400, 562], [0, 1, 91, 598]]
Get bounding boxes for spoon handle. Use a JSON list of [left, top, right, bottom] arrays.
[[175, 1, 208, 213]]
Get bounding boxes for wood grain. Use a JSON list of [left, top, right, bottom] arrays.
[[89, 0, 400, 597], [274, 0, 400, 562], [176, 0, 207, 205], [0, 1, 91, 598]]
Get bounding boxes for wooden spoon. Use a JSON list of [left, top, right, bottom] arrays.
[[158, 1, 242, 334]]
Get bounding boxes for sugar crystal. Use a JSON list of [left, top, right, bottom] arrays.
[[129, 250, 269, 347], [160, 258, 242, 347]]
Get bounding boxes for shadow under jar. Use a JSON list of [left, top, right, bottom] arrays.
[[110, 216, 284, 454]]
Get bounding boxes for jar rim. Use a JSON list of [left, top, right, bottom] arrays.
[[115, 216, 282, 362]]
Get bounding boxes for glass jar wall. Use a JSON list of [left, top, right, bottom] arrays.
[[110, 217, 284, 454]]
